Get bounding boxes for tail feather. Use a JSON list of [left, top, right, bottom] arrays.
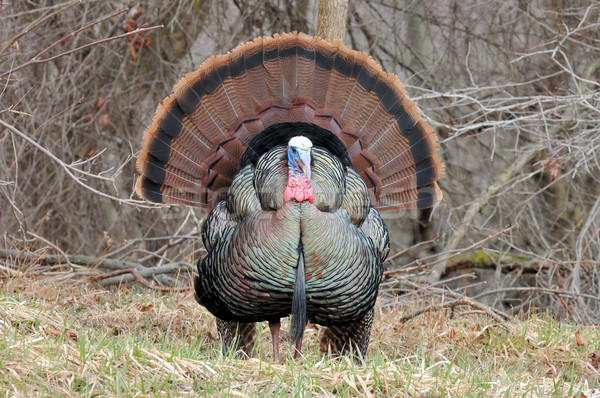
[[382, 158, 443, 192], [224, 53, 249, 114], [291, 248, 307, 344], [377, 132, 440, 179], [136, 32, 444, 210], [293, 33, 316, 99], [378, 183, 443, 210], [340, 52, 372, 126], [175, 62, 230, 138], [136, 177, 203, 207], [142, 98, 212, 162], [311, 37, 334, 106], [323, 53, 347, 112], [278, 34, 299, 101], [263, 35, 283, 100], [139, 153, 200, 191], [241, 37, 269, 109], [205, 61, 241, 132]]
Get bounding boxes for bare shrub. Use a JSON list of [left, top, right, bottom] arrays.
[[1, 1, 598, 321], [349, 0, 600, 322]]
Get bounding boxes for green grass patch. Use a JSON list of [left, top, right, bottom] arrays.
[[0, 278, 597, 397]]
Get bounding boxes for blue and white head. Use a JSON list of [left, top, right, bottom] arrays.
[[287, 136, 313, 180]]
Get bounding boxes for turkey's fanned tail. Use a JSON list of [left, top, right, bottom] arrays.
[[136, 32, 443, 210]]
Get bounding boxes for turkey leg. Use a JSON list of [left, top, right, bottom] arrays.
[[293, 336, 303, 358], [268, 320, 281, 362]]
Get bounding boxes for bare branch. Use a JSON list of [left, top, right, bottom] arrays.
[[384, 224, 519, 278], [1, 6, 162, 80], [90, 267, 190, 292], [0, 119, 158, 207], [399, 298, 508, 323], [0, 0, 82, 54]]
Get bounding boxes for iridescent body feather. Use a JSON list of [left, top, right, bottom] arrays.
[[136, 33, 443, 359]]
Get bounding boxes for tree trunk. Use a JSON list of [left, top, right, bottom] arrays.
[[315, 0, 348, 42]]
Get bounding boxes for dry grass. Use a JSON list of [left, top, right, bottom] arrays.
[[0, 275, 598, 397]]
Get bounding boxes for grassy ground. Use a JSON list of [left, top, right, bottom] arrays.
[[0, 277, 598, 397]]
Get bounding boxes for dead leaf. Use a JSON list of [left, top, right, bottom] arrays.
[[469, 331, 484, 341], [549, 165, 560, 181], [103, 231, 113, 247], [449, 328, 457, 339], [574, 330, 587, 346], [95, 98, 106, 110], [44, 326, 60, 338], [469, 325, 493, 342], [98, 113, 110, 127], [85, 145, 97, 159], [112, 326, 128, 336], [331, 372, 342, 385], [133, 7, 144, 19], [66, 330, 78, 342], [140, 304, 153, 312], [206, 318, 218, 340], [44, 326, 78, 342], [589, 351, 599, 369]]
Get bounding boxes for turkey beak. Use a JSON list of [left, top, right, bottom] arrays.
[[299, 151, 311, 180]]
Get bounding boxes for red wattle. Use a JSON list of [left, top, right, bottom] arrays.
[[283, 175, 315, 204]]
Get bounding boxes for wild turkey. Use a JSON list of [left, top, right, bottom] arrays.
[[136, 32, 443, 361]]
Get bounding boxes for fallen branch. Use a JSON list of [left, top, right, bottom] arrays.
[[399, 297, 508, 323], [1, 248, 150, 271], [0, 249, 194, 287], [90, 267, 190, 292], [472, 286, 600, 303], [384, 224, 518, 277], [441, 250, 536, 273], [0, 264, 20, 276]]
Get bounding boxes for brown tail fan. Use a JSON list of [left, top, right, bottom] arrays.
[[136, 32, 444, 210]]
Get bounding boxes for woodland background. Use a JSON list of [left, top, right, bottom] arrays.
[[1, 0, 600, 324]]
